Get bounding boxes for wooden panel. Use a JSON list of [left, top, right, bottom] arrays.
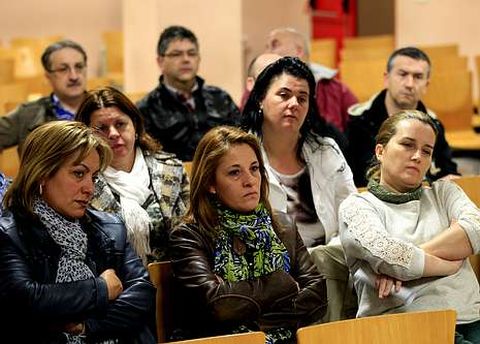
[[102, 31, 124, 75], [339, 58, 385, 102], [147, 261, 174, 343], [0, 146, 20, 178], [423, 70, 474, 132], [0, 58, 15, 84], [343, 34, 394, 50], [296, 309, 456, 344], [172, 332, 265, 344], [419, 43, 459, 58], [310, 38, 336, 68], [340, 46, 391, 62]]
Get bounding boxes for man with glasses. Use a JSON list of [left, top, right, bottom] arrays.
[[0, 39, 88, 152], [137, 25, 240, 161]]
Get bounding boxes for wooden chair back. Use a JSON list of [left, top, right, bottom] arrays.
[[423, 70, 474, 132], [183, 161, 193, 180], [431, 55, 468, 74], [170, 332, 265, 344], [340, 46, 392, 62], [0, 57, 15, 84], [310, 38, 336, 68], [126, 91, 147, 103], [0, 83, 28, 115], [339, 58, 385, 102], [419, 43, 459, 58], [475, 55, 480, 107], [454, 175, 480, 207], [147, 261, 174, 343], [0, 147, 20, 178], [453, 175, 480, 281], [343, 34, 394, 50], [102, 31, 124, 75], [296, 309, 456, 344]]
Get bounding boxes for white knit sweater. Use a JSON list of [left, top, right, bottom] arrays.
[[339, 180, 480, 323]]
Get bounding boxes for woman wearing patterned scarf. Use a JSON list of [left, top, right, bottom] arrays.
[[339, 110, 480, 343], [0, 121, 156, 343], [169, 126, 326, 344], [76, 86, 189, 265]]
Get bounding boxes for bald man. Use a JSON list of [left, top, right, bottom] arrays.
[[266, 27, 358, 132], [239, 53, 282, 109]]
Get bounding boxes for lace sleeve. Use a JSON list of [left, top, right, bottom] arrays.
[[339, 195, 424, 281]]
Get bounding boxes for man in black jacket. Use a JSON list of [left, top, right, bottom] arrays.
[[346, 46, 459, 187], [137, 26, 240, 161]]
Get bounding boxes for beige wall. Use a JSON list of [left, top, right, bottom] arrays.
[[396, 0, 480, 99], [0, 0, 122, 77]]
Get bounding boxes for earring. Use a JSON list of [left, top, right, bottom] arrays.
[[39, 184, 43, 195]]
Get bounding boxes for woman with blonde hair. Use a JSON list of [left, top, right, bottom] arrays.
[[0, 121, 155, 343], [339, 110, 480, 343], [170, 125, 326, 343], [76, 86, 189, 263]]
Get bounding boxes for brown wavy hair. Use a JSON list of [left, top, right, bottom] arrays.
[[185, 126, 277, 237], [4, 121, 112, 217]]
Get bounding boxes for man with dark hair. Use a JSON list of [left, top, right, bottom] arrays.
[[137, 25, 240, 161], [346, 46, 459, 187], [0, 39, 88, 151]]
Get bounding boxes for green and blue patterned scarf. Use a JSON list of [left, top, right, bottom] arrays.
[[214, 203, 291, 282]]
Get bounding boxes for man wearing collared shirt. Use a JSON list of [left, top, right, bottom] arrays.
[[0, 40, 88, 153], [137, 25, 240, 161]]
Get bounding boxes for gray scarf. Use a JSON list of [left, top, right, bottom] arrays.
[[34, 198, 94, 344]]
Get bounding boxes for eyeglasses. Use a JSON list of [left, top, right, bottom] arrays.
[[162, 50, 199, 59], [48, 63, 87, 76]]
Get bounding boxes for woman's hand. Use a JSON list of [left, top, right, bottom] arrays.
[[100, 268, 123, 300], [375, 274, 402, 299]]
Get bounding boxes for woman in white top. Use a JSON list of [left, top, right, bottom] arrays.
[[76, 87, 189, 264], [339, 110, 480, 343], [242, 57, 357, 320]]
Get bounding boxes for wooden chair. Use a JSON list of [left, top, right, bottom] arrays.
[[340, 46, 392, 62], [170, 332, 265, 344], [343, 34, 394, 50], [421, 69, 480, 151], [126, 91, 147, 103], [419, 43, 459, 58], [0, 57, 15, 84], [183, 161, 193, 180], [0, 146, 20, 178], [0, 83, 28, 115], [454, 175, 480, 207], [310, 38, 336, 69], [453, 175, 480, 281], [475, 55, 480, 110], [296, 309, 456, 344], [102, 31, 124, 75], [147, 261, 175, 343], [339, 58, 385, 102]]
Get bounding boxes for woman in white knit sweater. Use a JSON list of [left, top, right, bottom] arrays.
[[339, 110, 480, 343]]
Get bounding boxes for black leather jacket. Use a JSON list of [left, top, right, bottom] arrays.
[[0, 208, 156, 344], [169, 212, 327, 339], [137, 76, 241, 161]]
